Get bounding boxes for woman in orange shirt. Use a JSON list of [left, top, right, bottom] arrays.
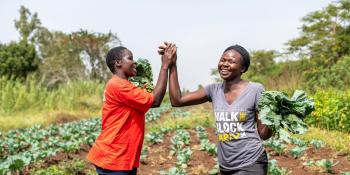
[[87, 44, 176, 175]]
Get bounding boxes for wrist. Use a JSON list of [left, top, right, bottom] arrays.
[[161, 64, 169, 70]]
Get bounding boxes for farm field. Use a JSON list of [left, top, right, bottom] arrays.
[[1, 104, 350, 175], [1, 1, 350, 175]]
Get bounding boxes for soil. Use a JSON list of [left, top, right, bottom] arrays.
[[25, 128, 350, 175]]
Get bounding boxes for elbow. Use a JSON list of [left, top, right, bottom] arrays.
[[261, 134, 272, 141], [170, 100, 182, 107], [151, 104, 161, 108], [171, 103, 182, 107], [260, 131, 273, 140], [152, 99, 162, 108]]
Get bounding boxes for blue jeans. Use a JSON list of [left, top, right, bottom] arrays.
[[95, 166, 137, 175]]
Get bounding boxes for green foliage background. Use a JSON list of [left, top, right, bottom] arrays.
[[1, 1, 350, 133]]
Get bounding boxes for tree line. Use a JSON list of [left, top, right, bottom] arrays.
[[0, 6, 122, 87]]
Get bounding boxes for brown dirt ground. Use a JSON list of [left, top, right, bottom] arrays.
[[25, 128, 350, 175]]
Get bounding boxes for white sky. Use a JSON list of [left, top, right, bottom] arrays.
[[0, 1, 333, 90]]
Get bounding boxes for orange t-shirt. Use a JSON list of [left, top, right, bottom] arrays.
[[87, 76, 154, 170]]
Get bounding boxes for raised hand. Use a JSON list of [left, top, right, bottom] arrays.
[[160, 42, 176, 68], [157, 41, 169, 55]]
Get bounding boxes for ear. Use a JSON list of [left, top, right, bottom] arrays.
[[240, 66, 246, 73], [115, 59, 122, 67]]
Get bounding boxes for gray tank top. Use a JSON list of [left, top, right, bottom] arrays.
[[204, 81, 265, 170]]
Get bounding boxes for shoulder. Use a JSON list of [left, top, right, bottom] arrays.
[[106, 77, 135, 92], [205, 83, 223, 90], [248, 82, 265, 91]]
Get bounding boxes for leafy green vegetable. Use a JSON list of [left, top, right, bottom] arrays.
[[315, 159, 338, 173], [303, 160, 315, 167], [268, 159, 289, 175], [289, 146, 306, 158], [265, 138, 285, 155], [309, 139, 325, 150], [258, 90, 315, 142], [129, 58, 154, 92]]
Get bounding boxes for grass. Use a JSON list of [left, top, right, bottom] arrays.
[[147, 104, 215, 133], [31, 158, 96, 175], [0, 78, 104, 131], [295, 127, 350, 153], [0, 110, 100, 131]]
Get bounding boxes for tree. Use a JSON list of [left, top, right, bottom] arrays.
[[0, 6, 40, 79], [0, 41, 37, 79], [14, 5, 41, 43], [286, 0, 350, 67], [286, 0, 350, 90], [71, 30, 121, 80], [36, 29, 87, 87], [244, 50, 278, 82], [35, 28, 122, 87]]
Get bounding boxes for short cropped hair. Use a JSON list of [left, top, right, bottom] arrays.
[[106, 46, 127, 73], [224, 45, 250, 73]]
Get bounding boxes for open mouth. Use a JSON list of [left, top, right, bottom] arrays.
[[219, 68, 230, 75]]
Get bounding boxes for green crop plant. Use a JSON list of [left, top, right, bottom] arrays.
[[258, 90, 314, 142]]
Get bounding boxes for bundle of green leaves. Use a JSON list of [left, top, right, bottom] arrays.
[[258, 90, 315, 142], [129, 58, 154, 92]]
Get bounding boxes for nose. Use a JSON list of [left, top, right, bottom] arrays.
[[222, 61, 229, 67]]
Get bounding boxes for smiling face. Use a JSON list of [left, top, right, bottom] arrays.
[[116, 49, 137, 78], [217, 49, 246, 81]]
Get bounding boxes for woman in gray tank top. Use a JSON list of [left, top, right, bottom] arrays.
[[159, 43, 273, 175]]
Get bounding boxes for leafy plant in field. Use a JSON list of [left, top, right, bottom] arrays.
[[264, 138, 285, 155], [289, 146, 306, 158], [315, 159, 338, 173], [303, 160, 315, 167], [290, 138, 307, 147], [268, 159, 289, 175], [258, 90, 315, 142], [145, 131, 164, 144], [129, 58, 153, 92], [176, 147, 192, 168], [160, 167, 187, 175], [341, 172, 350, 175], [171, 109, 190, 118], [140, 145, 148, 163], [170, 130, 190, 156], [208, 164, 219, 175], [195, 126, 217, 156], [199, 139, 217, 156], [145, 105, 171, 122], [308, 89, 350, 132], [309, 139, 325, 150]]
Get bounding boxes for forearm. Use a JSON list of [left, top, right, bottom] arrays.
[[152, 65, 168, 107], [169, 64, 183, 107]]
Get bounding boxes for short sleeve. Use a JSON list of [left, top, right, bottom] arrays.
[[117, 84, 154, 113], [204, 84, 215, 102], [255, 84, 265, 110]]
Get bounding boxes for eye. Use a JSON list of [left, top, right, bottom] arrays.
[[229, 60, 236, 64]]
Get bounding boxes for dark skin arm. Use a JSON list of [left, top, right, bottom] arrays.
[[256, 113, 273, 140], [151, 44, 176, 107], [169, 63, 209, 107], [164, 42, 273, 140], [157, 42, 209, 107]]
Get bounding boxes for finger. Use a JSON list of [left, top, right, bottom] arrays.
[[158, 50, 164, 55], [171, 45, 177, 54]]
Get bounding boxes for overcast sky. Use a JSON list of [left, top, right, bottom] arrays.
[[0, 1, 333, 90]]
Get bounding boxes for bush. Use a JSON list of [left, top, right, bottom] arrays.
[[306, 89, 350, 132]]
